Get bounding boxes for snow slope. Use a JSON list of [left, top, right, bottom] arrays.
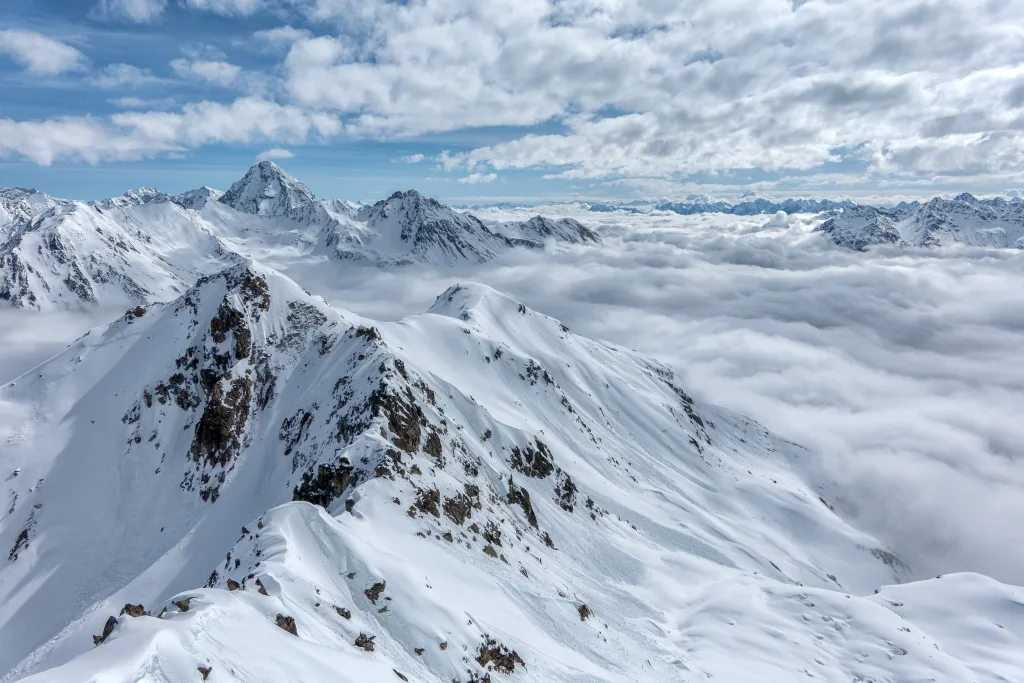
[[4, 260, 1017, 683], [326, 190, 524, 265], [0, 192, 240, 310]]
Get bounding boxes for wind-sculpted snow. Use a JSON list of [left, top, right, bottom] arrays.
[[9, 261, 1008, 682]]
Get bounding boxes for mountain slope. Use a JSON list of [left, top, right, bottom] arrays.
[[494, 215, 601, 245], [8, 261, 1008, 682], [0, 194, 239, 310], [326, 190, 522, 265]]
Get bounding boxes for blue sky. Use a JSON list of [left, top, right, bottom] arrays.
[[1, 0, 1023, 203]]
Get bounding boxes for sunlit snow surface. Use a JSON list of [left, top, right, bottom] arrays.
[[0, 206, 1022, 683]]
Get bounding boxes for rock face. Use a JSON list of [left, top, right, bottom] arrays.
[[9, 261, 994, 683], [173, 187, 223, 211], [219, 161, 334, 225]]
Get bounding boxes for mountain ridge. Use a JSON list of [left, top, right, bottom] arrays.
[[3, 259, 986, 683]]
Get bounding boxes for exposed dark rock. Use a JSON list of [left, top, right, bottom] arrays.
[[578, 603, 592, 621], [198, 665, 212, 680], [476, 637, 525, 674], [443, 492, 473, 525], [364, 581, 386, 604], [554, 471, 577, 512], [173, 597, 193, 612], [275, 614, 298, 636], [335, 606, 352, 619], [256, 578, 269, 595], [483, 544, 498, 558], [482, 521, 502, 547], [370, 384, 422, 453], [507, 479, 538, 528], [412, 487, 441, 517], [293, 460, 353, 508], [424, 430, 443, 465], [120, 603, 146, 617], [393, 670, 408, 682], [510, 439, 554, 478], [92, 616, 118, 646], [8, 528, 28, 561], [355, 633, 376, 651], [227, 579, 240, 591]]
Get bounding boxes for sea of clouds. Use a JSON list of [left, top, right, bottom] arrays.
[[3, 209, 1022, 586]]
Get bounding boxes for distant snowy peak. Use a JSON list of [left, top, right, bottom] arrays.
[[330, 189, 517, 265], [500, 215, 601, 245], [0, 188, 63, 230], [173, 186, 223, 211], [97, 187, 169, 210], [819, 195, 1024, 250], [219, 161, 332, 225], [817, 206, 902, 251]]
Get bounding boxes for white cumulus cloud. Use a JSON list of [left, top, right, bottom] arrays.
[[90, 0, 167, 22], [458, 172, 497, 184], [0, 29, 85, 76], [256, 147, 295, 161]]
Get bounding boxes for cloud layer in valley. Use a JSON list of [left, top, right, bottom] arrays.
[[235, 210, 1024, 585]]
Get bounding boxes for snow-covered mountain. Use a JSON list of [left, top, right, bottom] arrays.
[[819, 193, 1024, 250], [3, 260, 1021, 683], [218, 161, 334, 226], [326, 190, 523, 265], [0, 165, 600, 309], [0, 192, 239, 309], [493, 215, 601, 245]]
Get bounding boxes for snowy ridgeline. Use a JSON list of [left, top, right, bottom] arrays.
[[4, 163, 1022, 312], [0, 163, 599, 311], [0, 259, 1022, 683]]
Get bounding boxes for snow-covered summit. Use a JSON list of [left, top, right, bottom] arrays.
[[326, 189, 518, 265], [173, 186, 224, 211], [97, 187, 169, 210], [219, 161, 333, 225]]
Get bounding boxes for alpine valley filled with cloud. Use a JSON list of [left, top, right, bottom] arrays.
[[2, 2, 1024, 683]]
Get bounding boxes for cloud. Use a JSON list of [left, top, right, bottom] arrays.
[[90, 63, 161, 88], [0, 97, 339, 165], [90, 0, 167, 22], [256, 147, 294, 161], [170, 58, 243, 87], [183, 0, 262, 15], [271, 208, 1024, 585], [0, 29, 85, 76], [458, 172, 497, 184], [402, 153, 424, 163], [253, 25, 312, 46]]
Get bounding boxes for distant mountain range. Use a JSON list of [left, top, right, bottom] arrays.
[[0, 162, 600, 310]]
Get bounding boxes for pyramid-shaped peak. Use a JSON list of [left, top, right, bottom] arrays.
[[954, 192, 978, 202], [428, 282, 537, 321], [219, 162, 330, 224]]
